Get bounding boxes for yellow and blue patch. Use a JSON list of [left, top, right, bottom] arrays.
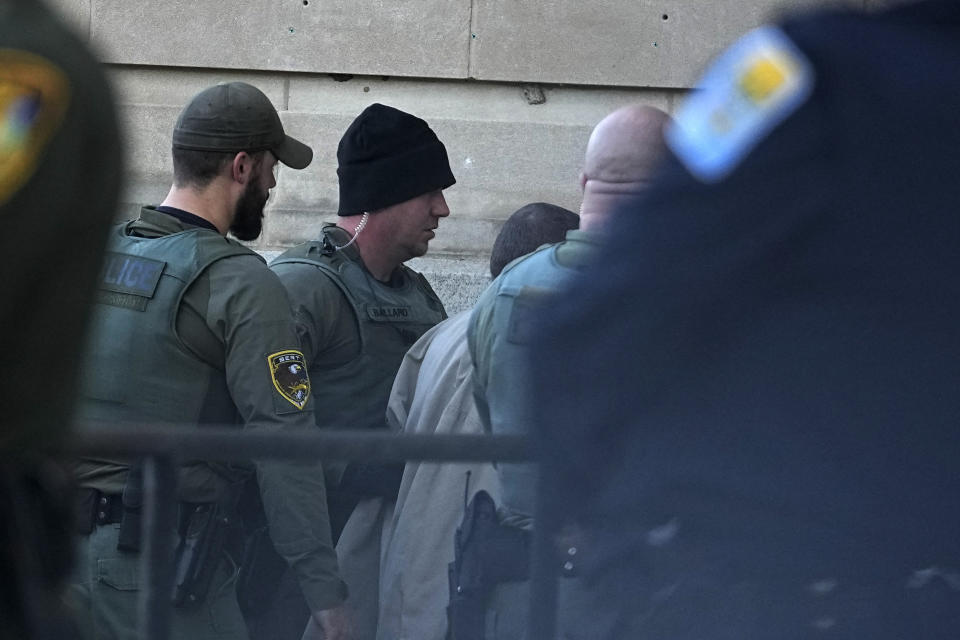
[[0, 49, 70, 205], [268, 350, 311, 410], [666, 26, 813, 183]]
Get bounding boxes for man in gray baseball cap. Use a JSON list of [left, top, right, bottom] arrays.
[[172, 81, 312, 170], [69, 82, 352, 640]]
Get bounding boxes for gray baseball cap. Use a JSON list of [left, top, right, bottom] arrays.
[[172, 82, 312, 169]]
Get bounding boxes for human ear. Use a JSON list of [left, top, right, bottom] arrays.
[[231, 152, 251, 184]]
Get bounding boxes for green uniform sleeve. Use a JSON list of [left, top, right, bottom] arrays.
[[204, 256, 348, 611]]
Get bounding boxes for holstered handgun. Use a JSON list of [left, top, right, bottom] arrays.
[[171, 500, 240, 608], [447, 490, 530, 640], [115, 464, 244, 608]]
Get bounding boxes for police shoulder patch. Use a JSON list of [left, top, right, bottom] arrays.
[[268, 350, 311, 410], [666, 26, 814, 183], [0, 48, 71, 205]]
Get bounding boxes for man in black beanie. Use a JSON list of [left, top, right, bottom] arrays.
[[263, 103, 454, 640]]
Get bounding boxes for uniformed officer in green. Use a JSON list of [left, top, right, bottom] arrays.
[[69, 82, 351, 640], [467, 105, 671, 640], [264, 103, 454, 640], [1, 0, 121, 637], [271, 103, 453, 523]]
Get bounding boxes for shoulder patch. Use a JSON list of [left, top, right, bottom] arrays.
[[0, 49, 71, 205], [268, 350, 311, 410], [666, 26, 813, 183]]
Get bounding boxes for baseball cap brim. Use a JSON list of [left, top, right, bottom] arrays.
[[274, 134, 313, 170]]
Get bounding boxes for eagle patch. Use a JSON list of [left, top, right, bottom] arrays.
[[268, 350, 310, 410]]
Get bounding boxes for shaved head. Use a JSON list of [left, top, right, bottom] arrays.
[[578, 105, 671, 232], [582, 105, 671, 187]]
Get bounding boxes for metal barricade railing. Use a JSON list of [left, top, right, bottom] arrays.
[[67, 424, 557, 640]]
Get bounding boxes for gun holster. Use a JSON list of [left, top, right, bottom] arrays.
[[171, 501, 239, 608], [447, 490, 530, 640]]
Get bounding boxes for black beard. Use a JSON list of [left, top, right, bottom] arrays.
[[230, 180, 267, 241]]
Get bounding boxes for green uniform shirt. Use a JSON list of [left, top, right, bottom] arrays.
[[469, 229, 601, 526], [77, 207, 347, 611]]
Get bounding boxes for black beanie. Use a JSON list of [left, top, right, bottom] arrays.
[[336, 104, 456, 215]]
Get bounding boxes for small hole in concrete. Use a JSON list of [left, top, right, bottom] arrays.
[[662, 13, 668, 20], [363, 86, 370, 93], [303, 0, 309, 4]]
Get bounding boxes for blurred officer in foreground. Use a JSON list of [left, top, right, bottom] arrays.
[[464, 105, 669, 640], [377, 202, 579, 640], [262, 104, 454, 640], [528, 2, 960, 639], [71, 82, 350, 640], [0, 0, 121, 637]]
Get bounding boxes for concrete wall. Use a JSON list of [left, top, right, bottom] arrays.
[[50, 0, 896, 313]]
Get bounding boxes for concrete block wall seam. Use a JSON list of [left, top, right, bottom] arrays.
[[467, 0, 479, 79], [282, 73, 678, 125], [464, 0, 862, 88], [79, 0, 869, 88], [88, 0, 472, 79]]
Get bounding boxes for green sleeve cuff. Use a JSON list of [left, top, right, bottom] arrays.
[[291, 556, 349, 612]]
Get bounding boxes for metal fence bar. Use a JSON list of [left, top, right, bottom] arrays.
[[68, 424, 530, 462], [528, 463, 558, 640], [68, 424, 549, 640], [138, 455, 178, 640]]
